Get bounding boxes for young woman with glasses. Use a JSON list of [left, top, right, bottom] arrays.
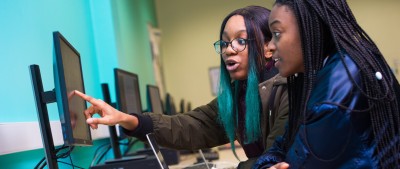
[[74, 6, 289, 168]]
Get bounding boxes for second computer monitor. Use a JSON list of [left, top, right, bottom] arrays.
[[114, 68, 143, 115], [146, 85, 164, 114]]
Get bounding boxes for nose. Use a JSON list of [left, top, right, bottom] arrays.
[[224, 43, 236, 55], [267, 40, 276, 51]]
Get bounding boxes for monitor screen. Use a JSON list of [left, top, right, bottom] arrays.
[[146, 85, 164, 114], [53, 31, 92, 146], [114, 68, 142, 115], [165, 93, 177, 115], [179, 99, 185, 114]]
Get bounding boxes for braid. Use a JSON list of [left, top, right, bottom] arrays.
[[286, 74, 304, 149], [276, 0, 400, 167]]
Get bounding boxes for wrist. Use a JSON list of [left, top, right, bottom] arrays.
[[119, 112, 138, 131]]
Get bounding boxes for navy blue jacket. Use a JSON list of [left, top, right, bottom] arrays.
[[253, 53, 378, 169]]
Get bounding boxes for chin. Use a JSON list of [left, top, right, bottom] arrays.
[[277, 69, 291, 77], [230, 73, 247, 81], [279, 72, 290, 78]]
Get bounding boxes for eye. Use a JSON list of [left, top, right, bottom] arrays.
[[273, 32, 281, 38], [236, 38, 247, 45], [218, 41, 228, 47]]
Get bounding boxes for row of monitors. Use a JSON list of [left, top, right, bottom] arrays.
[[113, 68, 178, 116], [32, 31, 184, 150]]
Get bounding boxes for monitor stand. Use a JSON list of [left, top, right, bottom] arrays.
[[30, 65, 58, 169]]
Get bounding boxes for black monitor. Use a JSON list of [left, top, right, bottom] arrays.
[[179, 99, 185, 114], [29, 31, 92, 169], [165, 93, 177, 115], [146, 85, 164, 114], [53, 31, 92, 146], [114, 68, 143, 115], [101, 83, 122, 159], [187, 102, 192, 112]]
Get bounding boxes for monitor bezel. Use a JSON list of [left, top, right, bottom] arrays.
[[53, 31, 92, 146], [146, 84, 164, 114], [165, 93, 177, 115], [114, 68, 143, 115]]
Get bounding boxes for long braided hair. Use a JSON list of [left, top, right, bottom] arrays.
[[275, 0, 400, 167], [217, 5, 272, 149]]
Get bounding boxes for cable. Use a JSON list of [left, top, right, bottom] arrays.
[[35, 144, 79, 169], [57, 161, 84, 169], [90, 142, 111, 167], [94, 145, 111, 166], [33, 157, 45, 169], [123, 138, 141, 156], [69, 152, 74, 169], [34, 144, 70, 169]]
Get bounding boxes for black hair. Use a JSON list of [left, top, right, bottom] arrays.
[[275, 0, 400, 167], [217, 5, 272, 148]]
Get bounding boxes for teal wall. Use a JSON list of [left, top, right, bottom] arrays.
[[0, 0, 157, 168], [111, 0, 158, 107]]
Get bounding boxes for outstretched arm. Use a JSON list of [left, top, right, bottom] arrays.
[[73, 90, 138, 130]]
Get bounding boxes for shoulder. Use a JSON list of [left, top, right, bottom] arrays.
[[259, 74, 287, 89], [309, 52, 362, 106]]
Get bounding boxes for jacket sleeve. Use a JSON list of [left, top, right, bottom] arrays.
[[266, 85, 289, 149], [124, 98, 230, 150], [252, 124, 288, 169]]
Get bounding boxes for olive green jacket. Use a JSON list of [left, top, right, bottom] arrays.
[[142, 74, 288, 168]]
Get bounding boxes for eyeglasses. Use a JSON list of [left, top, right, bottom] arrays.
[[213, 38, 253, 54]]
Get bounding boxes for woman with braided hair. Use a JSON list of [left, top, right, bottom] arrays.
[[252, 0, 400, 168]]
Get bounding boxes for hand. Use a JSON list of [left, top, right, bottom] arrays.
[[73, 90, 138, 130], [268, 162, 289, 169]]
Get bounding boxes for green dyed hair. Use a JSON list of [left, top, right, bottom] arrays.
[[216, 6, 272, 151]]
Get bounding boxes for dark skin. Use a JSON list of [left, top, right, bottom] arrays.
[[265, 3, 306, 169], [268, 4, 304, 78]]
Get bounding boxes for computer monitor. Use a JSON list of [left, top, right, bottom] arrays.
[[29, 31, 92, 169], [165, 93, 177, 115], [101, 83, 122, 159], [179, 99, 185, 114], [187, 102, 192, 112], [53, 31, 92, 146], [146, 85, 164, 114], [114, 68, 143, 115]]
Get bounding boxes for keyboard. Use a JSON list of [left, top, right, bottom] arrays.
[[104, 154, 148, 164]]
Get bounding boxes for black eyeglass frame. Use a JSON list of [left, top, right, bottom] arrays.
[[213, 38, 254, 54]]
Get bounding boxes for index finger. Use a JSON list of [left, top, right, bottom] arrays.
[[73, 90, 102, 106]]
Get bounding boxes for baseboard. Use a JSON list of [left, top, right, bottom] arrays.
[[0, 121, 110, 155]]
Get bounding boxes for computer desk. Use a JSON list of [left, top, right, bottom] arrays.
[[169, 147, 248, 169]]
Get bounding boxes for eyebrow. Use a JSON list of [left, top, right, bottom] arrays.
[[222, 29, 247, 39], [269, 20, 281, 27]]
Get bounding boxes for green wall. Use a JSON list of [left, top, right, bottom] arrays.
[[0, 0, 157, 168], [111, 0, 158, 109]]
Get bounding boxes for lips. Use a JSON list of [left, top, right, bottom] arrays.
[[225, 59, 240, 71], [273, 57, 282, 68]]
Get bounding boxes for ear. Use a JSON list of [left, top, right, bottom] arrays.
[[264, 42, 273, 59]]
